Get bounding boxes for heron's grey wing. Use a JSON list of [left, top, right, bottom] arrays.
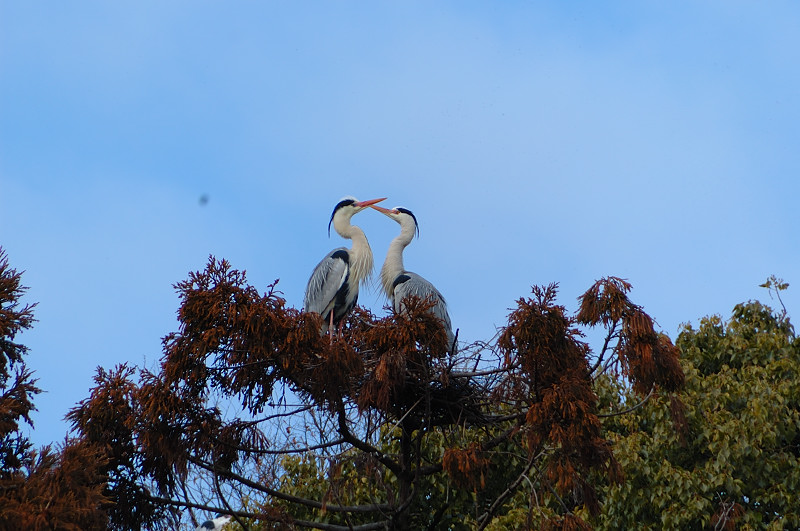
[[305, 248, 349, 316], [393, 272, 454, 347]]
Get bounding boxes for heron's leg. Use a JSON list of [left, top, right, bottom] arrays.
[[329, 311, 335, 344]]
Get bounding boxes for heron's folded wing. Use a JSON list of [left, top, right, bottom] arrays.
[[394, 272, 452, 327], [305, 249, 349, 315]]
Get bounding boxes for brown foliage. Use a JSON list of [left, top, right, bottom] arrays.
[[0, 250, 36, 375], [0, 367, 40, 470], [711, 500, 744, 531], [442, 442, 489, 492], [499, 284, 622, 516], [67, 365, 178, 529], [64, 258, 683, 529], [160, 257, 372, 412], [0, 248, 111, 530], [0, 250, 39, 457], [0, 440, 109, 531], [357, 296, 452, 417], [578, 277, 684, 393], [543, 513, 593, 531]]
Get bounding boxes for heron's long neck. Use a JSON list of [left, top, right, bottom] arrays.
[[336, 221, 373, 288], [380, 223, 414, 298]]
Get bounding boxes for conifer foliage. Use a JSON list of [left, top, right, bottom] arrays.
[[67, 258, 684, 529], [0, 249, 109, 530]]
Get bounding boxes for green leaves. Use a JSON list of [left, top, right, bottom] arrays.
[[598, 299, 800, 529]]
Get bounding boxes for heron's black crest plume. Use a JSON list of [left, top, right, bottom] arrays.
[[328, 198, 357, 236], [396, 207, 420, 237]]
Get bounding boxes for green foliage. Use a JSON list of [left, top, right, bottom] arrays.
[[248, 424, 574, 531], [597, 298, 800, 529]]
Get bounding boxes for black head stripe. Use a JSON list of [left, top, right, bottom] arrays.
[[328, 198, 357, 236], [396, 207, 419, 238]]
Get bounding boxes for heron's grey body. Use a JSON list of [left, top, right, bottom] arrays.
[[305, 247, 359, 330], [305, 198, 376, 335], [377, 207, 455, 353], [196, 515, 231, 530]]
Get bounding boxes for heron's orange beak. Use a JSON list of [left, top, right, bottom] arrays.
[[370, 205, 396, 215], [354, 197, 387, 209]]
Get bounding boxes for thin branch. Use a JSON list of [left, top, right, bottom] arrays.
[[146, 493, 390, 531], [291, 519, 390, 531], [529, 456, 571, 514], [213, 461, 249, 531], [143, 493, 261, 521], [187, 456, 391, 514], [179, 479, 198, 528], [209, 432, 347, 456], [335, 402, 402, 476], [476, 452, 537, 530], [450, 362, 520, 379], [251, 404, 314, 423], [597, 385, 655, 418], [590, 320, 618, 376], [386, 396, 423, 433]]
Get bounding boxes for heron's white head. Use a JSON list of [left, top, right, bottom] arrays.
[[371, 205, 420, 238], [328, 196, 386, 236]]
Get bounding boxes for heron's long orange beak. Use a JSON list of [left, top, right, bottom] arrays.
[[370, 204, 396, 215], [354, 197, 387, 209]]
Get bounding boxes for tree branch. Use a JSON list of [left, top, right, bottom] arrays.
[[476, 452, 537, 530], [146, 493, 390, 531], [187, 456, 391, 514], [597, 384, 655, 418], [334, 402, 402, 477], [590, 320, 618, 376]]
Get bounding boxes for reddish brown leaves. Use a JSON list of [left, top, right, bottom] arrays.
[[0, 249, 36, 374], [0, 367, 40, 462], [578, 277, 685, 394], [306, 336, 364, 408], [0, 441, 110, 531], [67, 365, 179, 528], [499, 283, 621, 516], [500, 284, 589, 389], [357, 296, 451, 418], [0, 250, 40, 445], [711, 500, 744, 531], [62, 257, 684, 528], [0, 248, 112, 530], [442, 442, 488, 492], [164, 258, 301, 407], [577, 277, 632, 327]]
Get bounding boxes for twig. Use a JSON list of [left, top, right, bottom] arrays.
[[213, 462, 249, 531], [590, 320, 618, 376], [597, 385, 655, 418], [187, 456, 391, 514], [476, 453, 537, 530]]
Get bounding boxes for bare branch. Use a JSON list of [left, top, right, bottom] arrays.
[[590, 320, 618, 376], [597, 385, 655, 418], [188, 457, 392, 514], [476, 452, 537, 530]]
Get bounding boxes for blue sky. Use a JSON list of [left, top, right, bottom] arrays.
[[2, 2, 799, 448]]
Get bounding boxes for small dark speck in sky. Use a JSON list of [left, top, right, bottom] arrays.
[[199, 194, 209, 206]]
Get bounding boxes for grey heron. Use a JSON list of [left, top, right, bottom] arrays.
[[371, 205, 456, 354], [304, 196, 386, 338], [196, 515, 231, 530]]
